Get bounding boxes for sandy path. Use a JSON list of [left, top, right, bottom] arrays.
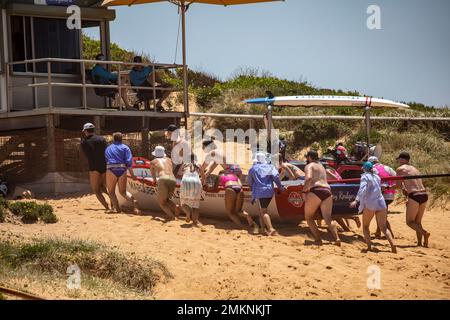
[[1, 195, 449, 300]]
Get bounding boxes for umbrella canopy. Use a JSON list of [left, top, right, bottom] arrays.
[[102, 1, 279, 6], [101, 0, 281, 119]]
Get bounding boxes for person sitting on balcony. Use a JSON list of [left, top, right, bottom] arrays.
[[129, 56, 171, 112], [90, 53, 131, 109]]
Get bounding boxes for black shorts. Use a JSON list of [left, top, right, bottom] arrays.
[[257, 197, 272, 209]]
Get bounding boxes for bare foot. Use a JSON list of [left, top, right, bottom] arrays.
[[391, 246, 397, 254], [268, 229, 279, 236], [423, 232, 430, 248], [335, 239, 341, 247], [134, 208, 142, 215]]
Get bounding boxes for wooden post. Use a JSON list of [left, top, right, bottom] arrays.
[[94, 116, 101, 135], [141, 117, 149, 159], [46, 114, 56, 172]]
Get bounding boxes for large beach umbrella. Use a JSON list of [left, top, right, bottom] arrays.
[[101, 0, 282, 118]]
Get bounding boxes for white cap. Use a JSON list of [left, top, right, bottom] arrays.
[[254, 152, 268, 164], [152, 146, 166, 158], [368, 156, 379, 163], [82, 123, 95, 131]]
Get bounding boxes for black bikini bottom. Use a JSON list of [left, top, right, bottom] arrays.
[[408, 192, 428, 204], [310, 187, 332, 201]]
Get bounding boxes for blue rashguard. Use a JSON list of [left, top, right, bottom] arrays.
[[105, 142, 133, 168], [129, 66, 154, 86], [247, 163, 284, 202], [91, 64, 118, 84]]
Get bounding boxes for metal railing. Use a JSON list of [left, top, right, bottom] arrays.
[[5, 57, 184, 112]]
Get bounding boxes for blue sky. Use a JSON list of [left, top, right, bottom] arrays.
[[92, 0, 450, 107]]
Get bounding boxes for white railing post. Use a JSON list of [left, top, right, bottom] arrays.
[[47, 60, 53, 109], [117, 63, 122, 111], [81, 61, 87, 109], [152, 62, 156, 112]]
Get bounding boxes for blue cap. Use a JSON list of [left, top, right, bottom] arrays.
[[363, 161, 373, 171]]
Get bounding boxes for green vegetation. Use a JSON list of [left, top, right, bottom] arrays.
[[0, 238, 172, 294], [5, 201, 58, 224], [0, 197, 6, 223]]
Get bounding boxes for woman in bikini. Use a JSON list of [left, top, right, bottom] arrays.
[[350, 162, 396, 253], [215, 165, 258, 233], [302, 150, 340, 246], [105, 132, 139, 214]]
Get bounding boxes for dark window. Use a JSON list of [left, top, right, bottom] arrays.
[[34, 18, 80, 74], [10, 16, 81, 74], [11, 16, 33, 72]]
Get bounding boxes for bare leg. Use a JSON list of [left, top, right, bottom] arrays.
[[225, 189, 244, 227], [336, 218, 351, 232], [406, 199, 428, 246], [375, 209, 396, 253], [89, 171, 110, 210], [415, 202, 430, 247], [158, 196, 176, 219], [362, 209, 375, 251], [261, 208, 277, 236], [192, 208, 202, 227], [106, 170, 120, 213], [181, 204, 191, 222], [304, 193, 322, 244], [117, 173, 140, 214], [121, 88, 131, 109], [320, 196, 340, 246], [156, 91, 172, 108]]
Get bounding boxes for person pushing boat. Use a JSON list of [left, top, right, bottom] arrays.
[[350, 162, 396, 253], [105, 132, 139, 214], [302, 150, 340, 246], [247, 152, 285, 236], [80, 123, 111, 211], [150, 146, 177, 220], [395, 152, 431, 247]]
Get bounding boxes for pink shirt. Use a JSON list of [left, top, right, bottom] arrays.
[[219, 174, 239, 187]]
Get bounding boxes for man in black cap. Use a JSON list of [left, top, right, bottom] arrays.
[[302, 150, 340, 246], [396, 151, 431, 247], [80, 123, 111, 211]]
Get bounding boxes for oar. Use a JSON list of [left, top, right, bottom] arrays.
[[328, 173, 450, 184]]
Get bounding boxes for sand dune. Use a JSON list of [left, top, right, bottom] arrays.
[[0, 194, 449, 299]]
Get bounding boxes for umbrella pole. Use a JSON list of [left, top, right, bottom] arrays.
[[181, 0, 189, 125]]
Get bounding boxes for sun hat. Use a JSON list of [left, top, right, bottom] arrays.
[[368, 156, 379, 163], [152, 146, 166, 158], [254, 152, 268, 164]]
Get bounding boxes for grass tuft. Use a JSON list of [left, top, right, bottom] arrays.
[[0, 238, 171, 293]]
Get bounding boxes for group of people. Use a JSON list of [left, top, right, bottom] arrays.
[[90, 53, 172, 111], [81, 124, 431, 253]]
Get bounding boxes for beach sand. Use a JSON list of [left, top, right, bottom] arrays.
[[1, 194, 449, 300]]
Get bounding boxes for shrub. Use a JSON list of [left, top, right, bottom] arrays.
[[38, 204, 58, 224], [6, 201, 57, 224]]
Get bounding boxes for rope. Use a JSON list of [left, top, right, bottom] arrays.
[[173, 9, 182, 64]]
